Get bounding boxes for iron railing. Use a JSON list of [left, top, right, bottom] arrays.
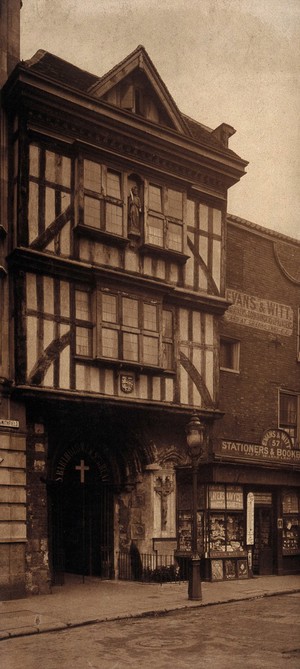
[[117, 551, 189, 583]]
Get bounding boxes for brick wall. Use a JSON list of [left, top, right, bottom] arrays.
[[215, 222, 300, 444]]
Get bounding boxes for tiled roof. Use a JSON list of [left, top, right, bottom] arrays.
[[22, 50, 241, 158]]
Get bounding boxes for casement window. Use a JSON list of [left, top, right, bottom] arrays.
[[220, 338, 240, 372], [81, 159, 124, 237], [146, 184, 184, 252], [75, 289, 93, 357], [279, 392, 299, 447], [74, 288, 174, 370], [27, 144, 71, 245]]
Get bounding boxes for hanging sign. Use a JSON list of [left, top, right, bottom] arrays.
[[246, 492, 254, 545]]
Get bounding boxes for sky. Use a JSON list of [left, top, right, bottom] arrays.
[[20, 0, 300, 240]]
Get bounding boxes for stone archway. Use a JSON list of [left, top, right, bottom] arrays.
[[50, 443, 114, 582]]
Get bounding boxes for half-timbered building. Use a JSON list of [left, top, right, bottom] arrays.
[[0, 39, 249, 597]]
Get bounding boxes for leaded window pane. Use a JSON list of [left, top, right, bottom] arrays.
[[107, 170, 121, 199], [143, 304, 157, 331], [168, 221, 182, 251], [102, 328, 118, 358], [123, 332, 138, 361], [148, 217, 164, 246], [84, 197, 101, 228], [102, 294, 117, 323], [84, 160, 101, 193], [149, 185, 162, 212], [122, 298, 138, 328], [168, 189, 183, 219], [106, 203, 123, 235], [143, 335, 159, 365]]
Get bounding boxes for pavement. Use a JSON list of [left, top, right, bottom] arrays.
[[0, 573, 299, 640]]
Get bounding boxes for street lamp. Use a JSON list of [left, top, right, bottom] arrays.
[[185, 413, 206, 600]]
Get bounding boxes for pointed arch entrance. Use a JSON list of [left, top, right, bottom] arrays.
[[51, 443, 114, 583]]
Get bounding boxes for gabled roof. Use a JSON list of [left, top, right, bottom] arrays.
[[21, 46, 245, 161], [88, 45, 190, 136]]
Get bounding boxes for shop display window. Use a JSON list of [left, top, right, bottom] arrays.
[[282, 490, 300, 555], [208, 485, 245, 556]]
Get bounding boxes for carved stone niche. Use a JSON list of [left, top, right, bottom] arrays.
[[127, 173, 143, 242]]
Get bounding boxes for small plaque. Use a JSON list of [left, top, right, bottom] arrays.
[[237, 559, 248, 578], [0, 419, 19, 429]]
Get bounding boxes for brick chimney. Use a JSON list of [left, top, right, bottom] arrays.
[[0, 0, 22, 87]]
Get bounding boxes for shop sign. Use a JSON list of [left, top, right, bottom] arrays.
[[214, 433, 300, 468], [209, 485, 226, 509], [224, 289, 293, 336], [0, 418, 19, 429], [246, 493, 254, 545]]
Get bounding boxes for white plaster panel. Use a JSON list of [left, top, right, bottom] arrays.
[[138, 375, 148, 399], [125, 248, 139, 272], [43, 320, 54, 349], [45, 187, 55, 228], [59, 345, 70, 389], [43, 364, 54, 388], [204, 314, 214, 346], [206, 349, 214, 397], [169, 263, 178, 284], [43, 276, 54, 314], [27, 316, 37, 375], [143, 257, 152, 276], [198, 266, 208, 292], [156, 260, 165, 280], [179, 309, 188, 341], [199, 203, 209, 231], [165, 378, 174, 402], [79, 239, 91, 262], [152, 377, 161, 401], [60, 281, 70, 317], [213, 208, 222, 236], [28, 182, 39, 243], [179, 364, 189, 405], [76, 364, 86, 390], [212, 239, 221, 292], [192, 311, 201, 344], [26, 273, 37, 310], [60, 219, 71, 257], [104, 369, 114, 395], [90, 366, 101, 394]]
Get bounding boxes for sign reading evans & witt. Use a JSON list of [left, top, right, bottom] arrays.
[[224, 289, 293, 336], [214, 430, 300, 467]]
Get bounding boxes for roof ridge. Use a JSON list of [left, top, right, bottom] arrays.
[[227, 213, 300, 245]]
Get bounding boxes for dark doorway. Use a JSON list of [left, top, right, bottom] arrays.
[[253, 507, 274, 575], [51, 451, 114, 582]]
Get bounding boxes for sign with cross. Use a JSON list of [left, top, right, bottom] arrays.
[[75, 459, 90, 484]]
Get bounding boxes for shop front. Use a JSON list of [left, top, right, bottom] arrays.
[[176, 429, 300, 581]]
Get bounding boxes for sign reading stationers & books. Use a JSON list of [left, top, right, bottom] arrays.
[[214, 429, 300, 468]]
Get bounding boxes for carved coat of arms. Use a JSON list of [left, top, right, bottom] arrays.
[[120, 374, 135, 393]]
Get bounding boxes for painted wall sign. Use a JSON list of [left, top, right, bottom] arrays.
[[0, 418, 19, 429], [224, 289, 293, 336], [246, 493, 254, 545], [214, 436, 300, 467]]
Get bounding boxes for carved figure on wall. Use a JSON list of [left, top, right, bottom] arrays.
[[128, 185, 142, 236], [154, 476, 174, 531]]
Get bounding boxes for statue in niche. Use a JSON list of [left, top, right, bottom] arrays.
[[128, 184, 142, 237], [154, 476, 174, 531]]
